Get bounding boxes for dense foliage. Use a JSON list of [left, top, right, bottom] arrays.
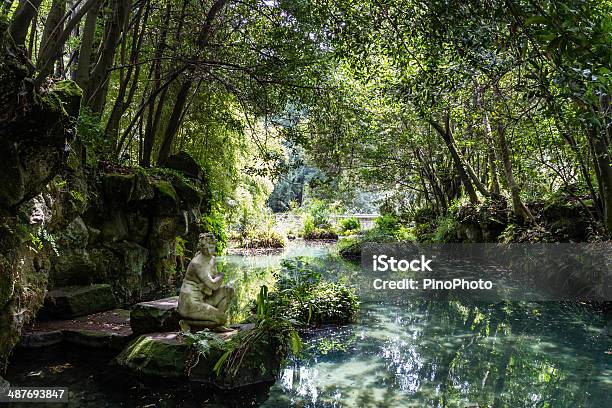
[[2, 0, 610, 238], [269, 259, 359, 326]]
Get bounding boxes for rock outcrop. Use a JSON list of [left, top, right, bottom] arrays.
[[46, 167, 209, 304], [116, 328, 285, 389], [0, 16, 82, 373], [0, 12, 211, 379]]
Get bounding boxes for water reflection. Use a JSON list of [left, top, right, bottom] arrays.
[[262, 301, 611, 407], [217, 242, 611, 408]]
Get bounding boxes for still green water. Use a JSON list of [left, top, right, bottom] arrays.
[[222, 241, 612, 408], [5, 241, 611, 407]]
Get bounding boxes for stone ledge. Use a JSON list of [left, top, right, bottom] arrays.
[[20, 309, 132, 350]]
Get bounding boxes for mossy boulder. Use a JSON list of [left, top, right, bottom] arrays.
[[50, 248, 95, 286], [115, 332, 189, 378], [193, 329, 285, 389], [116, 328, 286, 389], [102, 173, 136, 204], [172, 178, 204, 208], [62, 328, 131, 350], [165, 152, 204, 180], [131, 171, 155, 201], [55, 216, 89, 248], [99, 210, 129, 241], [38, 284, 117, 319], [49, 80, 82, 117], [125, 211, 150, 244], [151, 180, 179, 216]]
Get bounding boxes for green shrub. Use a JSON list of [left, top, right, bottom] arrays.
[[375, 213, 401, 234], [302, 215, 316, 237], [213, 286, 301, 379], [301, 214, 338, 239], [430, 215, 460, 243], [233, 207, 288, 248], [201, 211, 228, 253], [338, 217, 360, 234], [246, 230, 287, 248], [307, 199, 334, 229], [268, 259, 359, 326]]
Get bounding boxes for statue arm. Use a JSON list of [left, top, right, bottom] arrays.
[[190, 255, 223, 290]]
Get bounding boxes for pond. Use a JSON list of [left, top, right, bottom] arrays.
[[5, 240, 611, 407], [224, 241, 612, 408]]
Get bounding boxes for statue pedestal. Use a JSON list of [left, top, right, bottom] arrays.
[[115, 326, 285, 389], [179, 319, 234, 333]]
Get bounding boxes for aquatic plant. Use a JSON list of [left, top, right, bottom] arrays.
[[214, 285, 301, 378], [269, 259, 360, 326]]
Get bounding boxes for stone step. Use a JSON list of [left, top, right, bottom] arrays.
[[38, 284, 117, 320], [130, 296, 181, 335], [20, 309, 132, 350]]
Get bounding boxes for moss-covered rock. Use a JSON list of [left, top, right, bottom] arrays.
[[49, 80, 82, 117], [196, 328, 285, 389], [172, 178, 204, 208], [164, 152, 204, 180], [62, 328, 130, 350], [116, 328, 286, 389], [102, 173, 136, 204], [0, 191, 60, 371], [38, 284, 117, 319], [131, 170, 154, 201], [116, 332, 189, 378], [151, 180, 179, 216]]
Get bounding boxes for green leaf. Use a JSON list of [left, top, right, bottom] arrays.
[[214, 349, 232, 376], [525, 16, 548, 26]]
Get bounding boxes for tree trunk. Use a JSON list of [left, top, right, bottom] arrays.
[[107, 2, 147, 151], [590, 124, 612, 233], [34, 0, 101, 84], [492, 83, 533, 223], [487, 143, 501, 195], [8, 0, 43, 46], [75, 0, 102, 91], [83, 0, 130, 112], [38, 0, 66, 71], [156, 79, 193, 165], [429, 117, 479, 204]]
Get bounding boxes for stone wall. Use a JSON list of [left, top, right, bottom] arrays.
[[0, 15, 83, 373], [0, 155, 210, 373], [49, 164, 209, 304]]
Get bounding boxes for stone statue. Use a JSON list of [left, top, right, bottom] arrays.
[[178, 233, 234, 332]]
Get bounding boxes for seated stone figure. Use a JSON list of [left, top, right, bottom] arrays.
[[178, 233, 234, 332]]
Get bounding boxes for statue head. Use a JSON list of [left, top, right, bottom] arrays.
[[198, 233, 217, 256]]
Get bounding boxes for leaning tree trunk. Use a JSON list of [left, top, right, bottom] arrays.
[[494, 119, 534, 224], [83, 0, 130, 112], [156, 79, 193, 165], [8, 0, 42, 46], [493, 84, 533, 223], [75, 0, 102, 91], [37, 0, 65, 70], [429, 117, 480, 204]]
